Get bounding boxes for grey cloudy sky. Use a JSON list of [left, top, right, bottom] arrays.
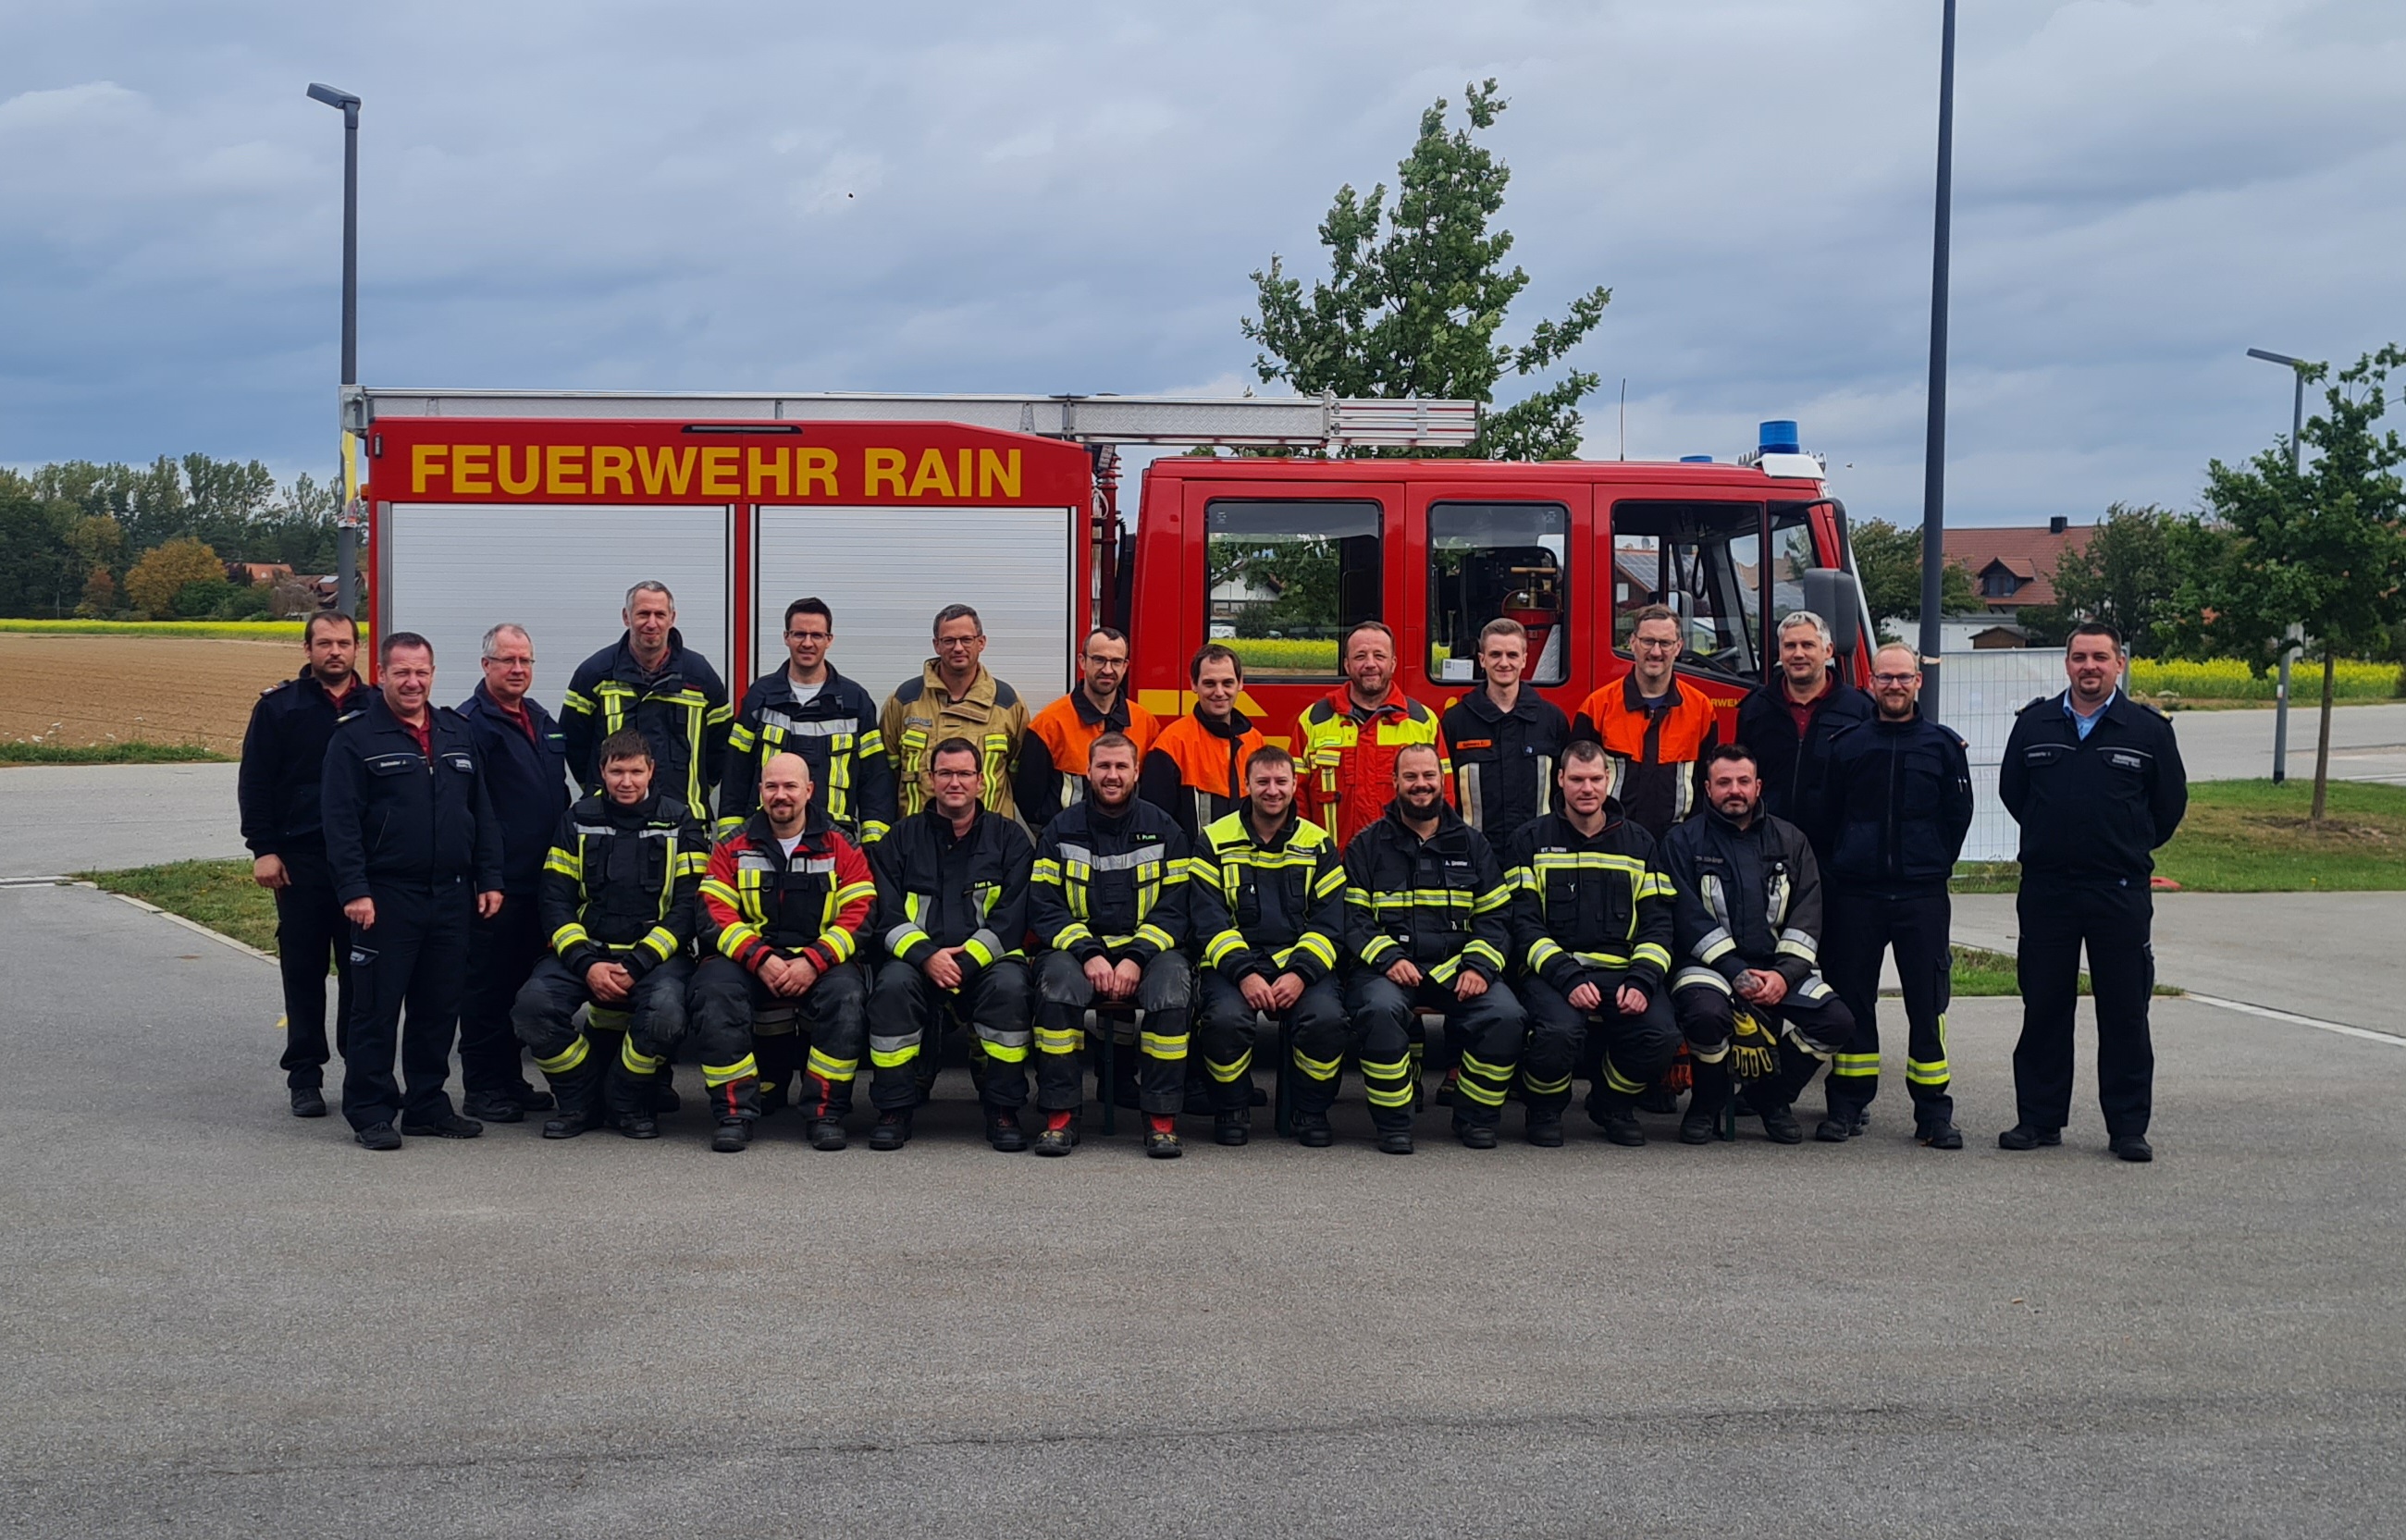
[[3, 0, 2399, 526]]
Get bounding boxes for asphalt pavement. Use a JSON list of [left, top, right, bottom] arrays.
[[0, 761, 246, 877], [5, 880, 2403, 1537], [2166, 700, 2406, 784]]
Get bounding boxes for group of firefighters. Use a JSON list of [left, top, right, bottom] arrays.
[[241, 581, 2187, 1162]]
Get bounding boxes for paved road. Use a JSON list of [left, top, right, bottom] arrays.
[[2167, 700, 2406, 784], [0, 762, 245, 877], [1954, 890, 2406, 1037], [5, 881, 2403, 1536]]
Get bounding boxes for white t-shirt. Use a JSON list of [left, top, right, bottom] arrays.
[[778, 833, 805, 859], [786, 674, 826, 709]]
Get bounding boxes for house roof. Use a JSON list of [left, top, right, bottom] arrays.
[[1943, 524, 2093, 610]]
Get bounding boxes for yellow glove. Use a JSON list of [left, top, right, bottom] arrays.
[[1728, 1005, 1781, 1083]]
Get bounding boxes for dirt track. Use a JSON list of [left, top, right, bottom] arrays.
[[0, 634, 304, 752]]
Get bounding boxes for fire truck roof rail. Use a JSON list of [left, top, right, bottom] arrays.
[[342, 388, 1481, 450]]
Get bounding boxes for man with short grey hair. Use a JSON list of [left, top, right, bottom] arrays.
[[561, 580, 732, 819], [1735, 609, 1873, 861], [454, 621, 574, 1122]]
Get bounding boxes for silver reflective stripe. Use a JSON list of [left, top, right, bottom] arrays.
[[885, 924, 921, 950], [1091, 847, 1164, 873], [1534, 756, 1554, 816], [1459, 761, 1484, 831], [737, 853, 775, 873], [800, 857, 836, 875], [762, 711, 858, 738], [975, 1026, 1032, 1048], [1702, 873, 1731, 929], [870, 1032, 922, 1054]]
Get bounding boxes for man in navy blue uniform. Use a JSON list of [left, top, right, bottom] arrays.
[[453, 623, 573, 1124], [239, 611, 369, 1117], [320, 632, 506, 1151], [1999, 622, 2187, 1163]]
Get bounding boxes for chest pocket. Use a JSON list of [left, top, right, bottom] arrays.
[[365, 753, 421, 778], [445, 753, 475, 776], [1900, 746, 1946, 819], [600, 832, 668, 892], [2021, 742, 2073, 774]]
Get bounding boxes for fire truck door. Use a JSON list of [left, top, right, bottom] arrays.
[[376, 502, 734, 708]]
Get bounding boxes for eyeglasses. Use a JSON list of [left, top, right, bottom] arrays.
[[1630, 638, 1678, 653], [1870, 672, 1919, 685], [486, 655, 534, 668], [785, 630, 831, 643], [929, 769, 980, 782]]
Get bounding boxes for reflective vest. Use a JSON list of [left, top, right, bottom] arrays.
[[720, 665, 895, 843], [1296, 687, 1449, 848], [561, 628, 733, 819]]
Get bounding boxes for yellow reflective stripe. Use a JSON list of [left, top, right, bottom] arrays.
[[1033, 1026, 1082, 1054], [1139, 1030, 1188, 1058], [1470, 884, 1512, 915], [716, 921, 763, 960], [1905, 1058, 1951, 1085], [805, 1047, 858, 1081], [1203, 930, 1246, 969], [1360, 935, 1400, 967], [1313, 866, 1348, 899], [1204, 1049, 1252, 1083], [542, 848, 581, 878], [833, 880, 877, 909], [1632, 942, 1672, 972], [961, 935, 998, 968], [698, 877, 743, 908], [701, 1055, 758, 1087], [816, 928, 858, 963], [550, 921, 591, 953], [1292, 1047, 1342, 1080], [561, 687, 596, 714], [1288, 932, 1339, 970], [1521, 1071, 1573, 1097], [1602, 1060, 1648, 1095], [676, 851, 711, 877], [534, 1035, 590, 1075], [1134, 923, 1176, 953], [637, 926, 678, 963], [1462, 940, 1506, 972], [621, 1036, 664, 1074], [1527, 936, 1566, 972]]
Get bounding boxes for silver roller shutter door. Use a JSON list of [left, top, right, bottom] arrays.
[[380, 502, 732, 714], [754, 506, 1075, 709]]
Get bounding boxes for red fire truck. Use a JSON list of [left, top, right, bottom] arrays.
[[347, 388, 1866, 744]]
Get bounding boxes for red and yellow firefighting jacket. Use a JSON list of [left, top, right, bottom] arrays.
[[1296, 685, 1450, 848], [698, 808, 875, 976]]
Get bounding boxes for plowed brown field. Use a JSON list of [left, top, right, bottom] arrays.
[[0, 634, 305, 753]]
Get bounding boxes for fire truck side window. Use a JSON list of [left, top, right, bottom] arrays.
[[1427, 501, 1569, 686], [1609, 500, 1769, 683], [1203, 499, 1383, 680]]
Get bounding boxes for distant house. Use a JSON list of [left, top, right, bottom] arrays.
[[1943, 518, 2092, 615], [228, 561, 295, 586]]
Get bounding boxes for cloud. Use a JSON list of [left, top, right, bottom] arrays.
[[0, 0, 2399, 526]]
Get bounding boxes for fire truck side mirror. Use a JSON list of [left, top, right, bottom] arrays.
[[1802, 568, 1861, 656]]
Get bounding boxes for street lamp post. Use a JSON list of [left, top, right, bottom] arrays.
[[2246, 347, 2309, 784], [1917, 0, 1958, 723], [306, 83, 362, 618]]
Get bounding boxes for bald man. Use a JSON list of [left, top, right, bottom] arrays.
[[691, 752, 876, 1152]]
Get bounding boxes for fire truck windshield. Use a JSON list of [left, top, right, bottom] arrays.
[[1610, 501, 1817, 686]]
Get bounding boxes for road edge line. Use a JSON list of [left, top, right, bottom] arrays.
[[2182, 991, 2403, 1046], [98, 888, 278, 965]]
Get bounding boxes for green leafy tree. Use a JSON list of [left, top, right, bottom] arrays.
[[1243, 80, 1610, 461], [2022, 502, 2190, 653], [2175, 345, 2406, 820], [0, 494, 80, 617], [1847, 517, 1979, 641], [124, 536, 226, 619]]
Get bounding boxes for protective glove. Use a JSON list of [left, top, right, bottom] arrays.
[[1728, 1005, 1781, 1083]]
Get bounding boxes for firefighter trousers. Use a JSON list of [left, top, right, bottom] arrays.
[[1197, 970, 1344, 1112], [1672, 968, 1856, 1115], [1333, 973, 1525, 1131], [1518, 975, 1678, 1120], [688, 955, 868, 1124], [272, 843, 353, 1092], [339, 880, 472, 1132], [865, 957, 1033, 1112], [2014, 871, 2156, 1139], [512, 955, 692, 1115], [1822, 889, 1955, 1126], [1034, 950, 1193, 1115], [458, 894, 546, 1106]]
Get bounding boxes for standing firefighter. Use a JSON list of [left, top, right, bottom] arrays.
[[1734, 610, 1874, 860], [1569, 604, 1720, 840], [881, 603, 1030, 825], [1661, 745, 1856, 1146], [1298, 621, 1450, 847], [864, 736, 1038, 1153], [1998, 622, 2187, 1163], [1188, 745, 1347, 1148], [512, 730, 708, 1140], [1505, 740, 1680, 1148], [1140, 643, 1268, 843], [239, 610, 368, 1119], [1018, 626, 1159, 831], [690, 752, 876, 1152], [318, 632, 505, 1150], [561, 580, 732, 819], [719, 596, 895, 844], [1335, 743, 1524, 1154], [1441, 617, 1572, 841], [1029, 732, 1196, 1158], [1818, 644, 1975, 1149]]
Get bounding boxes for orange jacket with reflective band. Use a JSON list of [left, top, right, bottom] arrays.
[[1017, 689, 1159, 830], [1138, 708, 1267, 842], [1296, 687, 1450, 849], [1568, 674, 1720, 839]]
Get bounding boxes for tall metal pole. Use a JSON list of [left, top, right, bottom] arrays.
[[2250, 349, 2311, 783], [1918, 0, 1957, 723], [309, 84, 363, 618]]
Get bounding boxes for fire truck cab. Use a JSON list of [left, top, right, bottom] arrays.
[[347, 389, 1864, 753]]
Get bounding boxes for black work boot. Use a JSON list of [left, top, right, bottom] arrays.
[[1033, 1112, 1079, 1157], [1454, 1119, 1498, 1150], [401, 1112, 484, 1139], [1526, 1108, 1566, 1148], [1815, 1104, 1860, 1144], [1682, 1058, 1730, 1144], [541, 1059, 606, 1140], [1145, 1115, 1183, 1159], [808, 1116, 848, 1152], [1215, 1105, 1251, 1147], [605, 1063, 660, 1140], [1376, 1118, 1415, 1155], [985, 1108, 1028, 1152], [1293, 1110, 1334, 1148], [870, 1108, 913, 1152], [1918, 1119, 1965, 1150], [1754, 1098, 1805, 1145], [1998, 1124, 2061, 1151], [711, 1118, 752, 1153], [290, 1086, 327, 1118]]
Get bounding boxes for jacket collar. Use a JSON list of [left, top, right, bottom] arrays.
[[574, 789, 670, 826], [1235, 798, 1303, 849], [1622, 671, 1685, 713], [921, 659, 997, 709], [1324, 683, 1407, 723], [297, 664, 365, 707], [1380, 796, 1467, 844], [1192, 703, 1255, 739], [743, 804, 835, 855], [761, 662, 850, 705], [464, 679, 552, 727], [613, 628, 689, 682], [1547, 802, 1630, 844], [1458, 684, 1538, 725], [1071, 687, 1129, 732]]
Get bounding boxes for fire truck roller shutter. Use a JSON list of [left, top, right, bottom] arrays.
[[753, 506, 1078, 710], [378, 503, 734, 709]]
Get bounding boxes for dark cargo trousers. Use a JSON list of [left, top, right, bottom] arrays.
[[1672, 967, 1857, 1117], [272, 843, 353, 1093], [339, 880, 472, 1132], [1326, 973, 1525, 1132], [1518, 974, 1679, 1121], [688, 955, 868, 1124], [458, 895, 546, 1108], [865, 957, 1033, 1112], [1822, 888, 1955, 1127], [1034, 951, 1193, 1115], [512, 954, 693, 1118], [1195, 970, 1344, 1113], [2013, 871, 2156, 1139]]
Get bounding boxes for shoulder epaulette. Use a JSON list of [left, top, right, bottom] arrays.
[[892, 677, 925, 706], [992, 679, 1020, 709], [2018, 695, 2054, 715]]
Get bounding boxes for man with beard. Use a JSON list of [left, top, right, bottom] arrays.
[[1336, 744, 1522, 1153], [1018, 626, 1159, 832], [1660, 745, 1856, 1147], [1298, 622, 1449, 847]]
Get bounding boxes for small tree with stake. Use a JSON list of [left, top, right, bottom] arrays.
[[1243, 80, 1610, 462], [2175, 345, 2406, 822]]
